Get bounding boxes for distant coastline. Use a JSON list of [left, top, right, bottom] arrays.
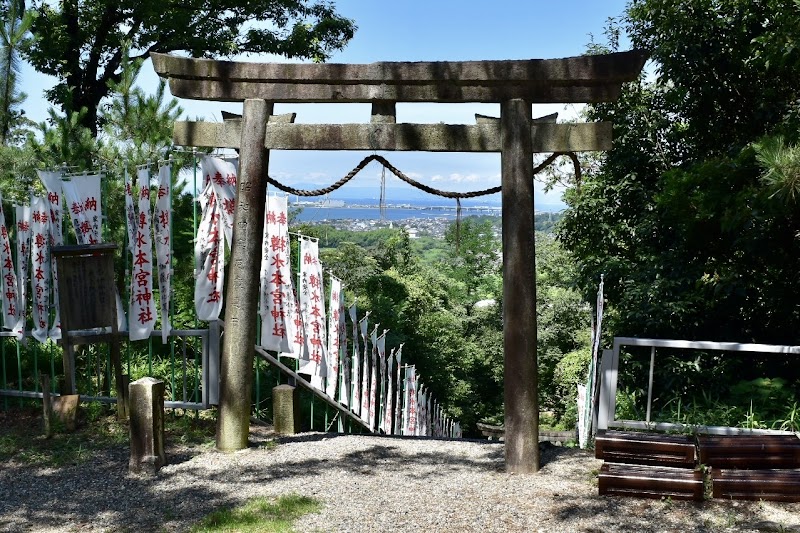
[[291, 198, 562, 222]]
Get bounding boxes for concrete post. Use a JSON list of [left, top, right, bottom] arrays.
[[217, 99, 272, 451], [129, 377, 166, 474], [501, 98, 539, 473], [273, 384, 300, 435]]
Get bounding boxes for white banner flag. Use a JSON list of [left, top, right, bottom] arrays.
[[418, 386, 426, 436], [338, 293, 349, 407], [37, 170, 63, 341], [279, 289, 306, 359], [383, 347, 395, 435], [14, 205, 31, 340], [368, 326, 379, 432], [153, 165, 172, 343], [30, 196, 50, 343], [259, 194, 292, 352], [394, 344, 403, 435], [403, 366, 417, 436], [194, 157, 237, 321], [349, 302, 360, 414], [129, 168, 157, 341], [124, 169, 137, 253], [0, 195, 19, 335], [326, 276, 341, 398], [62, 174, 101, 245], [298, 237, 327, 389], [359, 315, 370, 422]]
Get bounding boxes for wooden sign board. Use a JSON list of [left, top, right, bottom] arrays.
[[52, 244, 118, 331]]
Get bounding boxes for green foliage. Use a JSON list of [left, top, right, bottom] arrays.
[[193, 493, 321, 533], [319, 219, 590, 435], [753, 134, 800, 203], [24, 0, 356, 131], [0, 0, 34, 144], [444, 218, 500, 301], [552, 347, 591, 429], [558, 3, 800, 345]]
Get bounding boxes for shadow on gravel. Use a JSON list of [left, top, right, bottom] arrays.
[[0, 432, 507, 532], [0, 445, 238, 533]]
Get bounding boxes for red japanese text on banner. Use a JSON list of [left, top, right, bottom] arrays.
[[37, 170, 63, 341], [0, 194, 19, 336], [129, 168, 157, 341], [326, 276, 341, 397], [154, 165, 172, 343], [403, 366, 417, 436], [14, 205, 31, 340], [259, 194, 292, 353], [30, 196, 50, 343], [194, 157, 236, 321], [62, 175, 101, 245], [298, 237, 327, 390], [279, 289, 305, 359], [206, 156, 237, 245]]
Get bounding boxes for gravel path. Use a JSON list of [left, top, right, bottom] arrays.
[[1, 427, 799, 532]]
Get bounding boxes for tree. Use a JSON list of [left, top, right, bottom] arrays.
[[0, 0, 34, 144], [443, 218, 500, 303], [24, 0, 356, 133], [558, 3, 800, 345]]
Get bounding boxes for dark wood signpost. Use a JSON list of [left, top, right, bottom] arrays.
[[52, 243, 126, 419], [152, 50, 645, 472]]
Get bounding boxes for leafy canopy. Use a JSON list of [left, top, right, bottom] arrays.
[[24, 0, 356, 132]]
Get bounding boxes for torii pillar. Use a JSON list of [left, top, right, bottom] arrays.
[[153, 50, 646, 472]]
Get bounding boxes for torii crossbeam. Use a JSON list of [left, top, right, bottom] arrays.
[[153, 50, 646, 473]]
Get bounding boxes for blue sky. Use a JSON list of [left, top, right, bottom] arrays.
[[19, 0, 631, 209]]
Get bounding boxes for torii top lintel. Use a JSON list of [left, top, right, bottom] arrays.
[[151, 50, 647, 104]]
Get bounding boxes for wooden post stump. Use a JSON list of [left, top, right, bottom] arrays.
[[53, 394, 79, 432], [273, 384, 300, 435], [41, 374, 53, 438], [129, 377, 166, 474]]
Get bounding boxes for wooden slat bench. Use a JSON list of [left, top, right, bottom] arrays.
[[697, 434, 800, 469], [599, 463, 705, 500], [711, 468, 800, 502], [595, 430, 697, 468]]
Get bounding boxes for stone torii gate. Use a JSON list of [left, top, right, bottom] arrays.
[[152, 50, 645, 473]]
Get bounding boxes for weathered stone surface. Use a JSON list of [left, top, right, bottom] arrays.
[[129, 377, 165, 475], [502, 98, 539, 473], [273, 385, 300, 436], [152, 50, 647, 103], [216, 99, 271, 452], [52, 394, 79, 432], [152, 50, 647, 85], [173, 121, 611, 153]]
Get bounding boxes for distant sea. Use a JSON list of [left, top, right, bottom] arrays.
[[293, 205, 494, 222], [291, 197, 563, 222]]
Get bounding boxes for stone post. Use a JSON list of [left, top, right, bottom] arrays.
[[501, 98, 539, 473], [217, 99, 272, 451], [273, 385, 300, 435], [129, 377, 166, 474]]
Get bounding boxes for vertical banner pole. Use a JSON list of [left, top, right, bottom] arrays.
[[217, 99, 272, 451], [501, 98, 538, 473]]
